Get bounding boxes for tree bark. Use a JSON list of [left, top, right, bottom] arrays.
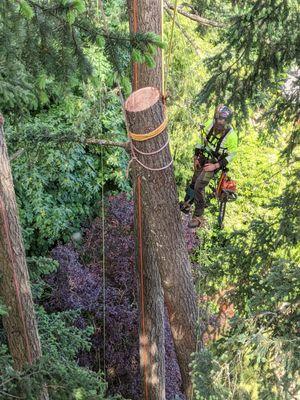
[[0, 118, 48, 400], [127, 2, 166, 399], [125, 87, 198, 399], [127, 0, 163, 92]]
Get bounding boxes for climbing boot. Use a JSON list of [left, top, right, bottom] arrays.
[[188, 216, 207, 229], [180, 200, 192, 214]]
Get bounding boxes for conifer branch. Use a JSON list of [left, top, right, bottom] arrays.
[[165, 6, 201, 56], [86, 138, 130, 152], [10, 149, 25, 162], [26, 0, 152, 47], [164, 1, 224, 28]]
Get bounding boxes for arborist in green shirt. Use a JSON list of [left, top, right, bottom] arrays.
[[181, 104, 238, 228]]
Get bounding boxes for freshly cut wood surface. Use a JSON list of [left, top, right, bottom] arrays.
[[125, 87, 160, 113]]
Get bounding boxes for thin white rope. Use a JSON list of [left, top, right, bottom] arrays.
[[129, 138, 173, 173], [101, 115, 106, 381], [133, 154, 174, 171], [131, 136, 170, 156], [95, 0, 107, 361]]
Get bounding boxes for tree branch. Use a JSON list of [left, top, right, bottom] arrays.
[[86, 138, 130, 152], [10, 149, 25, 162], [9, 139, 130, 163], [164, 1, 224, 28], [165, 6, 201, 56]]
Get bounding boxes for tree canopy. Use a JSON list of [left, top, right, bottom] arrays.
[[0, 0, 299, 399]]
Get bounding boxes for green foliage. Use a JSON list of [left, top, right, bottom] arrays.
[[191, 148, 299, 398], [0, 0, 163, 117], [19, 0, 34, 20], [190, 0, 233, 37], [7, 114, 100, 253], [0, 0, 299, 398], [27, 257, 59, 301], [131, 31, 165, 68], [195, 0, 300, 135], [0, 308, 123, 399], [5, 75, 129, 253], [191, 349, 230, 399], [0, 298, 8, 317]]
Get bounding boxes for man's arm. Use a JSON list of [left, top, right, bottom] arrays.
[[203, 161, 220, 171], [194, 147, 202, 169], [221, 129, 238, 167]]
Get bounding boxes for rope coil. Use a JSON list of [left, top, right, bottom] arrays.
[[129, 118, 168, 141], [128, 118, 173, 172], [131, 153, 173, 172], [131, 136, 170, 156]]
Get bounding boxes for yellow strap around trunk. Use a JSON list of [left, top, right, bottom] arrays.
[[129, 118, 168, 141]]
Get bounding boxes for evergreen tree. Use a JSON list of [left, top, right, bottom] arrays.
[[194, 0, 299, 143], [0, 0, 163, 117]]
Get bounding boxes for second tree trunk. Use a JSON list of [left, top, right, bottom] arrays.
[[125, 87, 198, 399]]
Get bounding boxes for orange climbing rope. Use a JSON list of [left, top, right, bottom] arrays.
[[102, 1, 176, 395]]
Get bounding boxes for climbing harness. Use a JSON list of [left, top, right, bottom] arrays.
[[205, 126, 231, 156]]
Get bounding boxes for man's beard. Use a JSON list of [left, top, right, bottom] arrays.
[[215, 124, 225, 133]]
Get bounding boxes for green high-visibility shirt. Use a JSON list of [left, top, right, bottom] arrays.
[[195, 119, 238, 164]]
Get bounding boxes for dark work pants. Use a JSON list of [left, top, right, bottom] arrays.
[[191, 167, 215, 217]]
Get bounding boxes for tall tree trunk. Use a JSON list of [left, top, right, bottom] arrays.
[[127, 1, 166, 399], [0, 117, 48, 400], [127, 1, 199, 397], [127, 0, 163, 92], [125, 88, 198, 399]]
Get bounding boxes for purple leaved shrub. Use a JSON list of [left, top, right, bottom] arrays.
[[44, 194, 199, 399]]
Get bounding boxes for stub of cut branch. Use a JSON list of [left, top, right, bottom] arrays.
[[86, 138, 131, 152], [6, 139, 130, 163]]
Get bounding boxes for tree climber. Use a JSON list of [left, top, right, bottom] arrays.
[[181, 104, 238, 228]]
